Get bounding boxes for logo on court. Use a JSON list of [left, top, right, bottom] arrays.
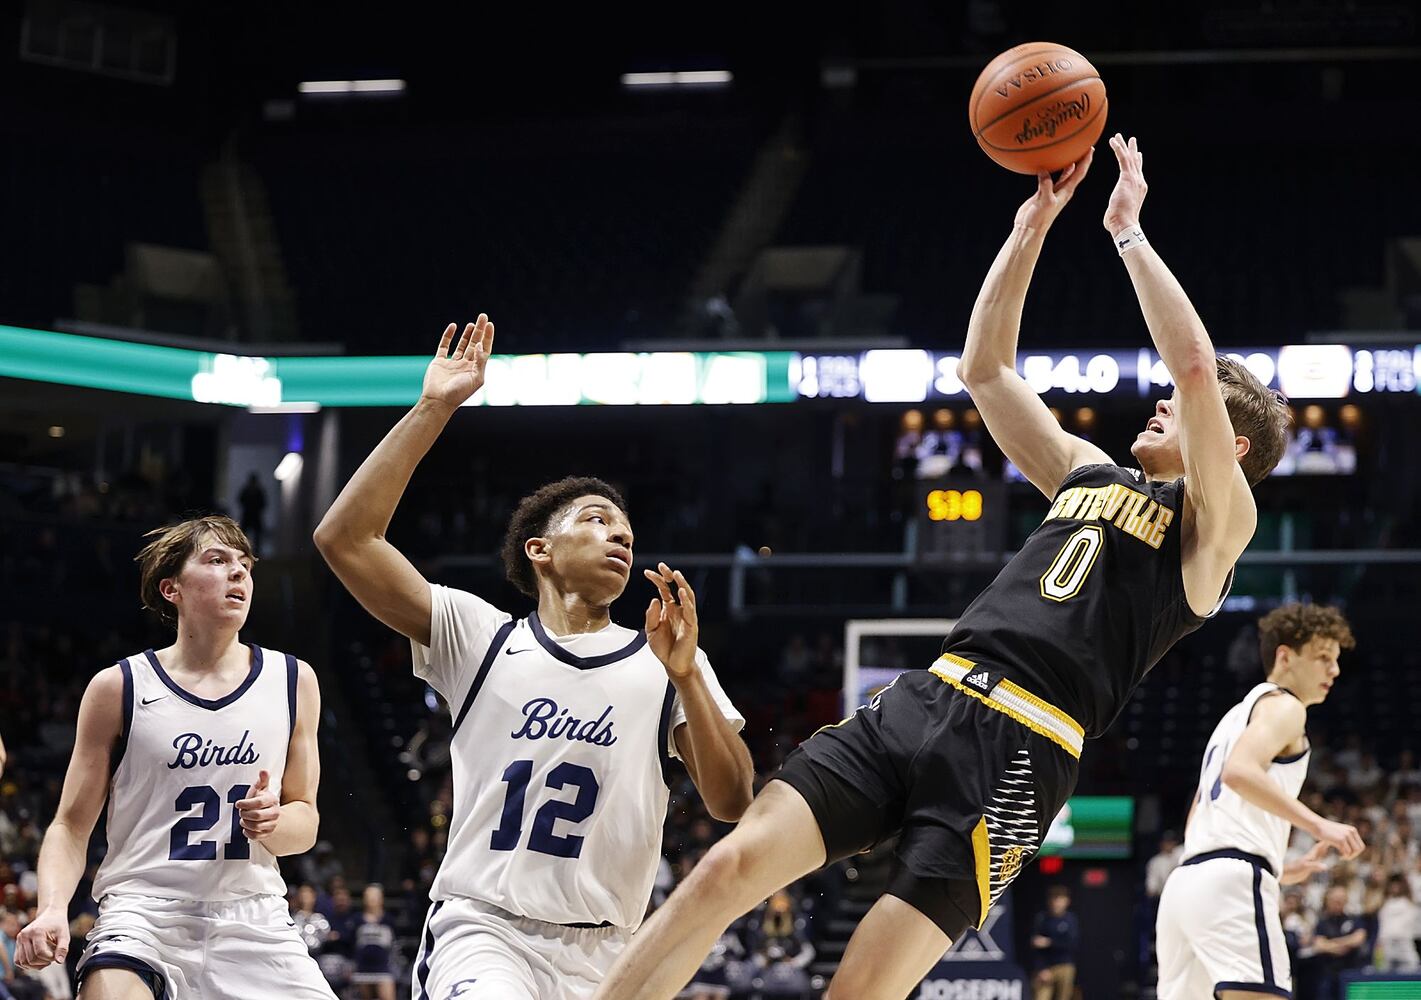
[[965, 671, 992, 690]]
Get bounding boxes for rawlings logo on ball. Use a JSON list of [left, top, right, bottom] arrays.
[[1014, 94, 1092, 146]]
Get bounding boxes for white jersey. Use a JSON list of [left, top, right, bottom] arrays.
[[1184, 682, 1310, 875], [92, 646, 296, 902], [411, 585, 744, 929]]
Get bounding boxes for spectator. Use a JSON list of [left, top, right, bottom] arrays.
[[238, 473, 268, 553], [349, 885, 396, 1000], [1309, 885, 1370, 1000], [1375, 874, 1420, 972], [1280, 889, 1314, 965], [749, 892, 814, 999], [324, 884, 359, 957], [1145, 831, 1183, 899], [1031, 886, 1079, 1000]]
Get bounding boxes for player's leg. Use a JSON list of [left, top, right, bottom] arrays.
[[1154, 868, 1212, 1000], [75, 895, 191, 1000], [824, 894, 951, 1000], [202, 895, 338, 1000], [410, 900, 541, 1000], [593, 779, 829, 1000], [77, 969, 160, 1000]]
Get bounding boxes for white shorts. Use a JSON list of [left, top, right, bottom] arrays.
[[410, 898, 630, 1000], [1156, 852, 1292, 999], [77, 892, 338, 1000]]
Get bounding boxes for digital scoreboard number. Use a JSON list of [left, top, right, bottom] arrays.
[[917, 478, 1006, 561]]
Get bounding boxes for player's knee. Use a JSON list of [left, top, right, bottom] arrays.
[[694, 837, 750, 889], [691, 835, 771, 906]]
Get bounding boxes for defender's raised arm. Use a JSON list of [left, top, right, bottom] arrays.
[[314, 317, 495, 646]]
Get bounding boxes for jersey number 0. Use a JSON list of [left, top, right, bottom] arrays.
[[1040, 525, 1104, 602]]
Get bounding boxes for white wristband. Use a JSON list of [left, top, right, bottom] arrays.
[[1114, 225, 1147, 256]]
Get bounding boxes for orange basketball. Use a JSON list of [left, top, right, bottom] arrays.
[[969, 42, 1108, 174]]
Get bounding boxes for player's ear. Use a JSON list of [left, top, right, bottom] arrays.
[[524, 536, 552, 568], [1234, 435, 1251, 463], [159, 576, 180, 604]]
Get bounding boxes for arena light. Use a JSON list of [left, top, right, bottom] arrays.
[[298, 79, 406, 96], [273, 452, 303, 482], [620, 70, 733, 88]]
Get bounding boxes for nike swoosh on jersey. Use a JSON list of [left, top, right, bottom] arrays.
[[505, 647, 532, 655], [141, 695, 168, 705]]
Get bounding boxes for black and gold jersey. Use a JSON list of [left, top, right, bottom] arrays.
[[945, 463, 1223, 738]]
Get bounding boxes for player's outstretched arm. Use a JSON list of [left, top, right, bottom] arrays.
[[1104, 134, 1256, 604], [1221, 694, 1364, 859], [16, 667, 124, 971], [236, 660, 321, 856], [314, 318, 495, 647], [644, 564, 754, 822], [960, 149, 1111, 499]]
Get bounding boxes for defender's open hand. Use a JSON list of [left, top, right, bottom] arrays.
[[644, 563, 699, 682], [422, 315, 496, 409]]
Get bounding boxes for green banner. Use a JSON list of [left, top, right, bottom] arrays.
[[0, 325, 796, 408]]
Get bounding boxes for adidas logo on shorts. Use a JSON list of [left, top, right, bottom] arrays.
[[964, 671, 992, 690]]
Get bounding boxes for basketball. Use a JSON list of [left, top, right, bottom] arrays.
[[969, 42, 1108, 174]]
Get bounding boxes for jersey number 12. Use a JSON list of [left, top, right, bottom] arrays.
[[491, 761, 600, 859]]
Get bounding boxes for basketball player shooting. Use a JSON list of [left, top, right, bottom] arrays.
[[1157, 603, 1362, 999], [592, 134, 1293, 1000], [313, 316, 753, 1000], [16, 515, 336, 1000]]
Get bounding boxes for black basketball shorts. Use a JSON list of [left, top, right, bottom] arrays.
[[775, 654, 1081, 939]]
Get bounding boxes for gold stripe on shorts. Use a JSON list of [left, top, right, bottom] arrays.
[[971, 815, 991, 926], [930, 654, 1084, 759]]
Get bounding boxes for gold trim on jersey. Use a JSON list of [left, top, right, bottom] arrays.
[[971, 816, 991, 926], [930, 654, 1084, 759]]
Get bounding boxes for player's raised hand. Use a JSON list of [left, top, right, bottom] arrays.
[[421, 315, 496, 409], [1311, 817, 1365, 861], [1279, 841, 1333, 885], [643, 563, 699, 682], [16, 907, 69, 970], [1013, 147, 1093, 232], [235, 770, 282, 842], [1103, 133, 1148, 234]]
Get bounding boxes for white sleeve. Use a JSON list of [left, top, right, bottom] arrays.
[[410, 584, 513, 705], [667, 648, 745, 759]]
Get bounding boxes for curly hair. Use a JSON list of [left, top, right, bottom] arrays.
[[499, 477, 627, 598], [136, 514, 256, 627], [1257, 602, 1356, 673]]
